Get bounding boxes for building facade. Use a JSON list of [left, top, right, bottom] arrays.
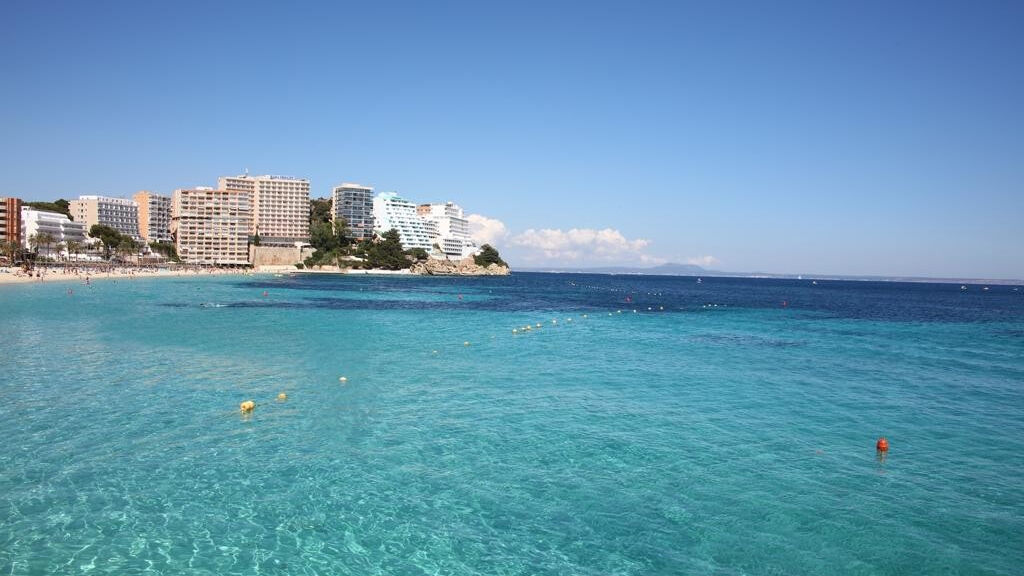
[[0, 197, 22, 247], [21, 207, 87, 259], [417, 202, 477, 259], [372, 192, 433, 251], [171, 188, 252, 265], [218, 174, 310, 246], [331, 183, 375, 242], [133, 191, 172, 243], [69, 195, 140, 239]]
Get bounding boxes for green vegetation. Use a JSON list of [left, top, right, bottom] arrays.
[[309, 198, 332, 226], [474, 244, 507, 267], [89, 224, 124, 259], [25, 199, 71, 219], [304, 219, 352, 268], [405, 247, 429, 261], [349, 230, 412, 270], [149, 241, 180, 262]]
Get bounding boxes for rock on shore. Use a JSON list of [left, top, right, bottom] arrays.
[[410, 257, 510, 276]]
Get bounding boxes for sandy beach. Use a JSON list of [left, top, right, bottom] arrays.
[[0, 266, 252, 286]]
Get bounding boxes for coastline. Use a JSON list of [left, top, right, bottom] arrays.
[[0, 267, 253, 286]]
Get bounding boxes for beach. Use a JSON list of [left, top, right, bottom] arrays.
[[0, 265, 250, 286]]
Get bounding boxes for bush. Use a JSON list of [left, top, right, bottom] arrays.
[[474, 244, 506, 267]]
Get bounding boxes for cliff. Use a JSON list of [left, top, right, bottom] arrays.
[[410, 257, 510, 276]]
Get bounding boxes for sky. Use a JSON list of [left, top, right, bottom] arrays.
[[1, 0, 1021, 278]]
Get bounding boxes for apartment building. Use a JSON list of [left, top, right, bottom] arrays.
[[69, 195, 140, 239], [0, 197, 22, 246], [417, 202, 477, 259], [218, 174, 310, 245], [331, 183, 375, 242], [171, 188, 252, 265], [133, 191, 172, 243], [372, 192, 433, 251]]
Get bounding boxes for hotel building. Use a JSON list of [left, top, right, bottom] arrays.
[[171, 188, 252, 265], [372, 192, 433, 251], [69, 195, 140, 239], [1, 197, 22, 246], [218, 174, 310, 246], [331, 183, 375, 242], [21, 207, 87, 259], [417, 202, 477, 259], [133, 191, 172, 243]]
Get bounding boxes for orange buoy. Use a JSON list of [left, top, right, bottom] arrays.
[[876, 437, 889, 452]]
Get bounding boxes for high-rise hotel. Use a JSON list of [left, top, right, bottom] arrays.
[[331, 183, 375, 242], [218, 174, 310, 246], [69, 195, 140, 240], [0, 197, 23, 246], [171, 187, 252, 265], [418, 202, 477, 259], [372, 192, 433, 251], [133, 191, 172, 243]]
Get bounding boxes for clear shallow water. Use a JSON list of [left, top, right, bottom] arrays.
[[1, 273, 1022, 575]]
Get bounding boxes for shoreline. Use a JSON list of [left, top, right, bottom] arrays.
[[0, 266, 254, 286]]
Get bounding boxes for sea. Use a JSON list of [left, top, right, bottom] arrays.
[[0, 272, 1022, 575]]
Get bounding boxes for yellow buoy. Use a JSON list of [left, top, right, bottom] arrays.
[[277, 393, 287, 401], [240, 400, 255, 413], [339, 376, 348, 383]]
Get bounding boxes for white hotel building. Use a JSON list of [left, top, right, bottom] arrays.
[[417, 202, 477, 259], [372, 192, 433, 251], [21, 207, 87, 258]]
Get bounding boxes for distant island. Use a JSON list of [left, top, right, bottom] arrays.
[[518, 262, 1023, 286]]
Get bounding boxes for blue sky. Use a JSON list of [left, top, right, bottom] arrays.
[[2, 0, 1021, 278]]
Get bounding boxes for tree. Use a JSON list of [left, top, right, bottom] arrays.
[[1, 240, 20, 264], [309, 198, 332, 226], [474, 244, 507, 267], [251, 234, 261, 246], [66, 240, 82, 262], [24, 200, 71, 219], [366, 229, 409, 270], [118, 237, 140, 264], [53, 241, 66, 263], [405, 247, 429, 261], [89, 224, 123, 259]]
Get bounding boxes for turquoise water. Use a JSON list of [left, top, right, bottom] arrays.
[[1, 273, 1022, 575]]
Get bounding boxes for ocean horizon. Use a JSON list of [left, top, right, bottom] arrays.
[[1, 272, 1022, 575]]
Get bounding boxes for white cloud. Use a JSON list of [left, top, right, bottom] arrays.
[[686, 255, 719, 267], [466, 214, 508, 247], [511, 227, 651, 262]]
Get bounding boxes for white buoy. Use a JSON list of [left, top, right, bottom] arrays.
[[339, 376, 348, 383], [464, 341, 471, 346], [513, 329, 518, 333]]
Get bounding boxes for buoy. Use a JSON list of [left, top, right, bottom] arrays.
[[876, 437, 889, 452], [339, 376, 348, 383], [582, 314, 587, 318], [536, 323, 542, 328], [464, 341, 470, 346], [432, 350, 438, 354], [512, 328, 518, 333], [659, 306, 664, 310], [277, 393, 287, 401], [240, 400, 255, 413], [262, 291, 268, 297], [552, 319, 557, 324]]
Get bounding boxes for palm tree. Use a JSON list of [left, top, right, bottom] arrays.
[[66, 240, 82, 263], [53, 241, 66, 264], [1, 240, 19, 265]]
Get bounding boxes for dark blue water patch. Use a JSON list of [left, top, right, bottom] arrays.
[[689, 333, 807, 348], [224, 273, 1024, 324]]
